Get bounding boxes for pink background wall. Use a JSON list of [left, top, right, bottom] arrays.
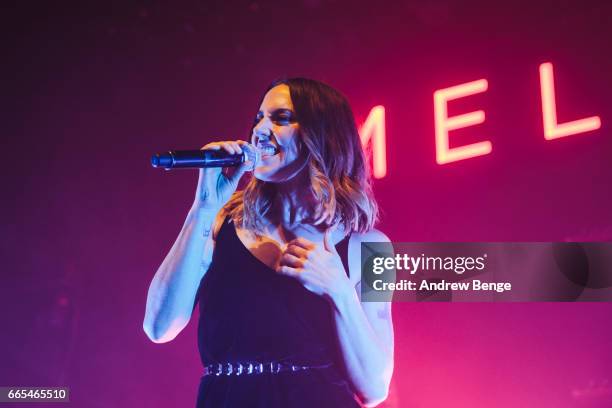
[[3, 1, 611, 406]]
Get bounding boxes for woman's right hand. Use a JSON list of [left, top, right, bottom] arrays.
[[193, 140, 253, 212]]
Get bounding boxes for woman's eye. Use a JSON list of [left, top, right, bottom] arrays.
[[271, 112, 295, 124]]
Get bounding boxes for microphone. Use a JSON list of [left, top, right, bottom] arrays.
[[151, 144, 260, 170]]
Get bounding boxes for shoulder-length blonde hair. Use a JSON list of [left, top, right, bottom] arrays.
[[224, 78, 379, 234]]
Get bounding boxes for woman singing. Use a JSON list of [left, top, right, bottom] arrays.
[[144, 78, 394, 407]]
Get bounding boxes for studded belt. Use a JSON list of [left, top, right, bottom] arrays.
[[202, 362, 333, 377]]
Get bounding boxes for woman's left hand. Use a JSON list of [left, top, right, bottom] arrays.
[[277, 228, 353, 301]]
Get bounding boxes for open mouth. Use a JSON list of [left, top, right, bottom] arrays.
[[258, 144, 280, 157]]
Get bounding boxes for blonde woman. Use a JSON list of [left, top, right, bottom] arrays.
[[144, 78, 394, 407]]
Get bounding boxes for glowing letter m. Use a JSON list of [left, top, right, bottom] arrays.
[[359, 105, 387, 178]]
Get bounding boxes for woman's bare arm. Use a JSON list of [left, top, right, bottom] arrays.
[[143, 207, 223, 343], [277, 228, 394, 406], [143, 140, 252, 343], [329, 229, 394, 407]]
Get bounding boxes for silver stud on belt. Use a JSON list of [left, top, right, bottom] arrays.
[[203, 362, 332, 377]]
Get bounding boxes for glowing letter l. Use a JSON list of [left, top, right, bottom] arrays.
[[539, 62, 601, 140]]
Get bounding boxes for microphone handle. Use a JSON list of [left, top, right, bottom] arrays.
[[151, 150, 246, 169]]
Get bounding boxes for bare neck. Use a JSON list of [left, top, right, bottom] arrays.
[[266, 169, 320, 230]]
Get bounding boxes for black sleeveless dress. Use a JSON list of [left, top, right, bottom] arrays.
[[194, 216, 360, 407]]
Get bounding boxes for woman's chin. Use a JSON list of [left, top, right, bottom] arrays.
[[253, 166, 298, 183], [254, 164, 281, 182], [253, 155, 308, 183], [253, 169, 274, 182], [254, 155, 283, 181]]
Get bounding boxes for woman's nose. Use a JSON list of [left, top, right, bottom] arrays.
[[253, 121, 273, 141]]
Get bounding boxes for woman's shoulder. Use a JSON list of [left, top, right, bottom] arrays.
[[345, 227, 391, 283], [349, 227, 391, 244]]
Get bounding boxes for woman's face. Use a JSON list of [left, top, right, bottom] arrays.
[[251, 84, 307, 182]]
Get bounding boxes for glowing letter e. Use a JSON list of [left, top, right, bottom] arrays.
[[539, 62, 601, 140], [434, 79, 491, 164]]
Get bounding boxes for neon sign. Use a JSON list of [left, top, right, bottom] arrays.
[[539, 62, 602, 140], [359, 62, 602, 178], [359, 105, 387, 178], [433, 79, 491, 165]]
